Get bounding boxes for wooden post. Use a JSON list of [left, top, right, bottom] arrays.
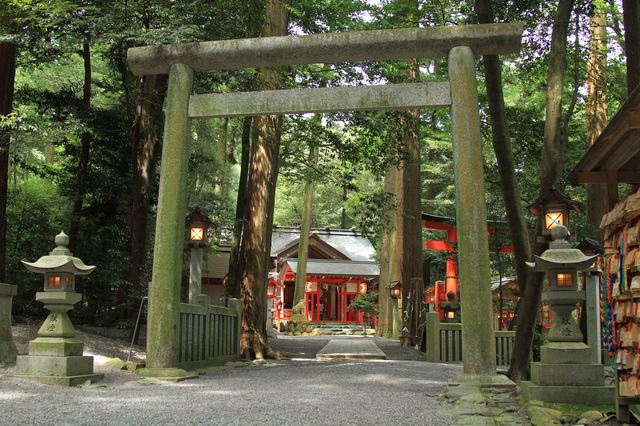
[[145, 63, 194, 372], [448, 46, 496, 376], [229, 298, 242, 360], [426, 312, 441, 362], [189, 247, 203, 304], [585, 270, 602, 364]]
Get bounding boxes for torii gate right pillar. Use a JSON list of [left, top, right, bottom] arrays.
[[448, 46, 496, 376]]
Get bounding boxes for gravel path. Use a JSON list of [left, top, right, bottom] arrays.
[[1, 330, 461, 425], [0, 359, 460, 425]]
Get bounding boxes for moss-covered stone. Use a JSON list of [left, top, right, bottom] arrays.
[[29, 337, 83, 357], [136, 367, 198, 382]]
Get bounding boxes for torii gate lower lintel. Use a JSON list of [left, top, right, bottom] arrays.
[[127, 23, 524, 379]]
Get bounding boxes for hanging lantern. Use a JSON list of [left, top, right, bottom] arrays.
[[528, 185, 581, 237], [185, 208, 214, 247], [388, 281, 401, 299]]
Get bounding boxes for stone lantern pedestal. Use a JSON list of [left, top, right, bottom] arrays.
[[0, 283, 18, 363], [15, 291, 102, 385], [14, 232, 102, 386]]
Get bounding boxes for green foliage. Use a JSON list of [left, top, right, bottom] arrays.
[[351, 291, 379, 318], [6, 178, 68, 313]]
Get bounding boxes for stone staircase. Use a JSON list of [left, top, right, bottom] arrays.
[[309, 322, 375, 336]]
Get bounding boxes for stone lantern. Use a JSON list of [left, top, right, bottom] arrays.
[[520, 225, 613, 404], [527, 185, 581, 237], [438, 291, 461, 323], [526, 226, 595, 341], [185, 208, 214, 304], [15, 231, 102, 385]]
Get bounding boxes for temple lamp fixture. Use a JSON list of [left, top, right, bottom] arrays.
[[527, 185, 581, 237], [388, 281, 401, 299], [526, 225, 597, 342], [185, 208, 214, 304], [185, 207, 214, 247], [267, 283, 277, 298], [359, 282, 367, 295]]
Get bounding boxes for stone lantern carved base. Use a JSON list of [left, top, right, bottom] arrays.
[[520, 341, 613, 405], [0, 283, 18, 363], [14, 292, 102, 386]]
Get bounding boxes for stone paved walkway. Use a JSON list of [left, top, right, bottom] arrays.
[[316, 338, 386, 359]]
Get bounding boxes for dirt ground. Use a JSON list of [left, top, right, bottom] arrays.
[[7, 322, 146, 386]]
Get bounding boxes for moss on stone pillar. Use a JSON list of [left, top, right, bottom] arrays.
[[146, 63, 194, 369]]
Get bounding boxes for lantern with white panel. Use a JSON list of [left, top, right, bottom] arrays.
[[185, 208, 214, 304], [527, 185, 581, 238]]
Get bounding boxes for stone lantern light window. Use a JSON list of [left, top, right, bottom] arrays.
[[556, 272, 574, 288]]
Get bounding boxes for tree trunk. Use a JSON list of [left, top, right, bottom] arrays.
[[227, 117, 252, 299], [508, 0, 574, 382], [238, 0, 288, 360], [586, 1, 609, 239], [475, 0, 531, 295], [396, 107, 422, 347], [378, 167, 397, 338], [624, 0, 640, 94], [386, 166, 402, 339], [68, 34, 92, 252], [126, 73, 168, 339], [0, 41, 16, 283], [215, 118, 233, 204], [292, 145, 319, 316]]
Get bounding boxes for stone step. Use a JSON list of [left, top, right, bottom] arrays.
[[316, 338, 386, 360], [530, 362, 605, 386], [519, 381, 614, 406]]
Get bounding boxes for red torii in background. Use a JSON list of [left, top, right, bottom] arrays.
[[423, 213, 513, 320]]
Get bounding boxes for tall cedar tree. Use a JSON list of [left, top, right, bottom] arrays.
[[475, 0, 531, 297], [0, 41, 16, 282], [508, 0, 575, 382], [127, 73, 168, 337], [237, 0, 289, 360], [68, 33, 92, 252], [585, 0, 609, 237], [624, 0, 640, 94], [227, 117, 252, 298]]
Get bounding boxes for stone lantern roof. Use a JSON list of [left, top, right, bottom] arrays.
[[526, 226, 597, 272], [21, 231, 95, 275]]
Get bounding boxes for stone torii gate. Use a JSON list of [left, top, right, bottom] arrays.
[[127, 23, 523, 380]]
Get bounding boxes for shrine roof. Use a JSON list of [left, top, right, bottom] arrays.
[[283, 258, 380, 278], [569, 85, 640, 185], [270, 226, 375, 261]]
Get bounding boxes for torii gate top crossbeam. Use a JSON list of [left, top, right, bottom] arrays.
[[128, 23, 523, 76]]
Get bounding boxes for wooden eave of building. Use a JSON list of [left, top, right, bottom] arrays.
[[569, 86, 640, 188]]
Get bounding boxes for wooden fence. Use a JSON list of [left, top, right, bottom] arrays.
[[177, 297, 241, 369], [425, 312, 515, 367]]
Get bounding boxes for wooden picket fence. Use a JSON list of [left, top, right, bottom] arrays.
[[425, 312, 515, 366], [177, 298, 241, 369]]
